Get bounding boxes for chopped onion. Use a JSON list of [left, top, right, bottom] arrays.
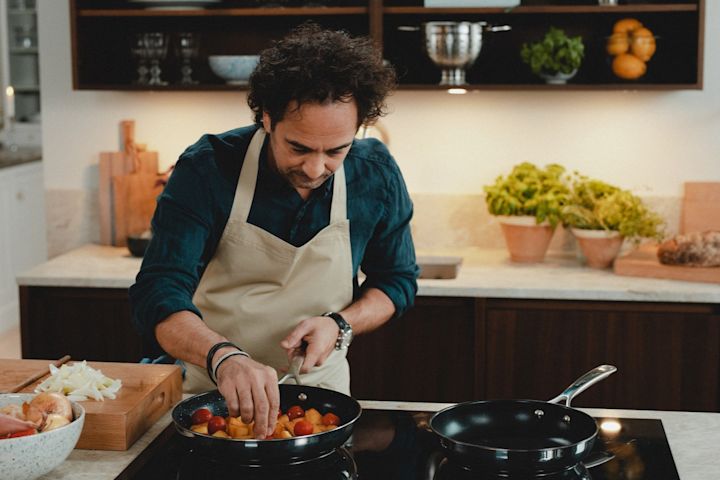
[[34, 360, 122, 402]]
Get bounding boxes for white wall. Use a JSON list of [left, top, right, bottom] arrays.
[[39, 1, 719, 197]]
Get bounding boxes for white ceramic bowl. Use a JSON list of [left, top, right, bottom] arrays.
[[208, 55, 260, 85], [0, 393, 85, 480]]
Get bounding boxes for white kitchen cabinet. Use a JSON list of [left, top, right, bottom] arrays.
[[0, 0, 41, 147], [0, 160, 46, 334]]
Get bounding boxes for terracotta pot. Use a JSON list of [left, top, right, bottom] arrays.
[[498, 216, 555, 263], [571, 228, 624, 269]]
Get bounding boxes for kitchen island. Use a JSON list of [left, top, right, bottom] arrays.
[[38, 400, 720, 480], [16, 244, 720, 411]]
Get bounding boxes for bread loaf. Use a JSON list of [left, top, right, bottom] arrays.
[[657, 231, 720, 267]]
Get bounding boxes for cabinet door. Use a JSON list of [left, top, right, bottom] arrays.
[[483, 299, 720, 412], [0, 169, 16, 330], [348, 296, 480, 402], [9, 162, 47, 275], [20, 286, 143, 362]]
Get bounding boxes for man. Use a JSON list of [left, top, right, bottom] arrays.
[[129, 23, 418, 439]]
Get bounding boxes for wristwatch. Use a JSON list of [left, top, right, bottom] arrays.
[[322, 312, 353, 350]]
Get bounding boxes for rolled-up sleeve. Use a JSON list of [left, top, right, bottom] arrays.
[[129, 155, 214, 354], [359, 160, 419, 318]]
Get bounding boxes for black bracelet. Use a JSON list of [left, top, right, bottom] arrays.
[[206, 341, 240, 385], [212, 350, 250, 384]]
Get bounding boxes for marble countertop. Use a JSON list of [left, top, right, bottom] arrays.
[[0, 146, 42, 169], [17, 244, 720, 303], [40, 400, 720, 480]]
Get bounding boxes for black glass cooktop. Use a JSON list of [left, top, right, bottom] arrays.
[[119, 410, 680, 480]]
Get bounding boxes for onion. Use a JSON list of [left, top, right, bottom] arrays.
[[34, 360, 122, 402]]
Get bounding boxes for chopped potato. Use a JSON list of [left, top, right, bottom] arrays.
[[305, 408, 322, 425], [190, 422, 208, 435], [212, 430, 230, 438], [228, 423, 250, 439]]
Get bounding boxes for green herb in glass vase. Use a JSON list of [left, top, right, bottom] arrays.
[[521, 27, 584, 84]]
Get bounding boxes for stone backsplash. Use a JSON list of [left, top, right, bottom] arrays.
[[45, 189, 681, 259], [410, 193, 681, 253]]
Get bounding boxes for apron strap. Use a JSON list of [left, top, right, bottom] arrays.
[[233, 127, 265, 223], [330, 165, 347, 224]]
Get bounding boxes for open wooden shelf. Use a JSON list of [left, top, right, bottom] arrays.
[[77, 7, 368, 17], [384, 4, 698, 14], [70, 0, 705, 91]]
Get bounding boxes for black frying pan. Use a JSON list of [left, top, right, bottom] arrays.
[[172, 384, 361, 464], [430, 365, 617, 474]]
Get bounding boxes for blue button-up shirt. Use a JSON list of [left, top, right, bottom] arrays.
[[129, 125, 419, 354]]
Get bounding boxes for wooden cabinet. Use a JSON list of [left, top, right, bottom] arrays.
[[69, 0, 705, 91], [347, 296, 480, 402], [349, 296, 720, 411], [18, 286, 720, 411], [481, 299, 720, 412], [19, 286, 144, 362]]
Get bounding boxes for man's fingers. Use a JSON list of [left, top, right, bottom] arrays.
[[222, 384, 240, 417], [302, 342, 324, 373], [237, 385, 254, 425], [251, 380, 270, 439], [281, 322, 310, 350], [266, 381, 280, 436]]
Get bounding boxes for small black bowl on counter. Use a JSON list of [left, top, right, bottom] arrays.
[[127, 232, 152, 257]]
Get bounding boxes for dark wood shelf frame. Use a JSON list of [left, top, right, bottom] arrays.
[[70, 1, 705, 91]]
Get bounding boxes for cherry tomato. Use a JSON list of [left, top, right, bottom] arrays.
[[207, 416, 227, 435], [293, 419, 314, 436], [191, 408, 213, 425], [321, 412, 341, 426], [287, 405, 305, 420], [8, 428, 36, 438]]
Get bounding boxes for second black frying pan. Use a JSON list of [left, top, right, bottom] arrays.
[[172, 384, 361, 464], [430, 365, 617, 474]]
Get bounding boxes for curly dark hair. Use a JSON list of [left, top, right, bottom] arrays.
[[247, 23, 396, 129]]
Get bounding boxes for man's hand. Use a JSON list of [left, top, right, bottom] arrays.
[[280, 316, 339, 373], [215, 355, 280, 439]]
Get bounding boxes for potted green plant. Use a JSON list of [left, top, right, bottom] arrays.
[[484, 162, 570, 263], [520, 27, 585, 84], [562, 174, 665, 268]]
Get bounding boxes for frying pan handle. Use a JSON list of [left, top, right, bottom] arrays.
[[583, 451, 615, 469], [548, 365, 617, 407]]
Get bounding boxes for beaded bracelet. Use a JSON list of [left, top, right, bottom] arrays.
[[205, 341, 240, 384], [211, 350, 251, 384]]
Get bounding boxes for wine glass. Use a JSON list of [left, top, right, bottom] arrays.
[[175, 33, 200, 85], [131, 34, 150, 85], [142, 32, 169, 86]]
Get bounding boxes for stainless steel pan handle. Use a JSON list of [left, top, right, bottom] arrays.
[[548, 365, 617, 407], [278, 343, 306, 385]]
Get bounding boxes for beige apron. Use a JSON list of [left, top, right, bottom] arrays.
[[184, 128, 354, 394]]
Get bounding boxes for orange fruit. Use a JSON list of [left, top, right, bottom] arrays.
[[613, 18, 643, 35], [630, 27, 656, 61], [606, 33, 630, 56], [612, 53, 647, 80]]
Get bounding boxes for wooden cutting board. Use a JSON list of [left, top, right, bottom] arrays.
[[614, 243, 720, 284], [98, 120, 162, 246], [680, 182, 720, 234], [0, 360, 182, 451]]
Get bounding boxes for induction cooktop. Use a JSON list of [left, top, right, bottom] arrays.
[[120, 409, 680, 480]]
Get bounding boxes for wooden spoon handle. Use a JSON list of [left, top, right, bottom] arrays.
[[4, 355, 72, 394]]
